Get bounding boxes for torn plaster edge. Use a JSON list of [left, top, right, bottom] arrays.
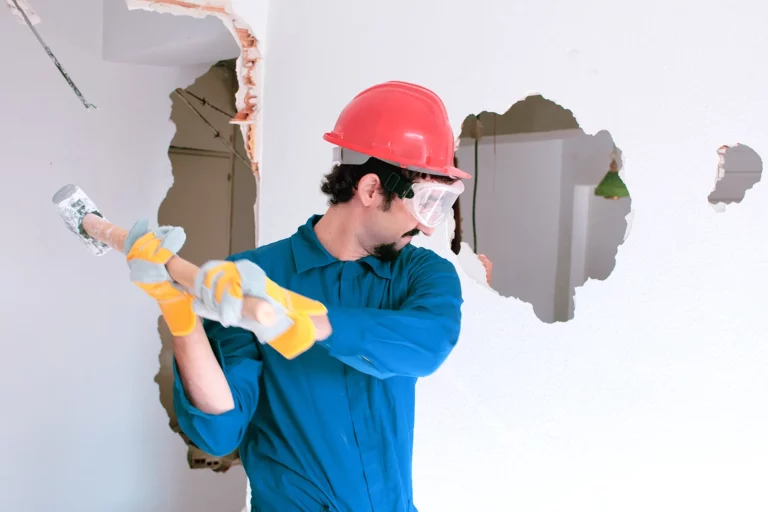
[[5, 0, 40, 25], [126, 0, 230, 18], [455, 92, 630, 208], [574, 128, 635, 251], [708, 143, 765, 212], [611, 147, 634, 245], [126, 0, 263, 179], [454, 90, 538, 144], [456, 242, 497, 293], [460, 103, 635, 282], [122, 4, 259, 496], [715, 144, 730, 182], [707, 145, 731, 212], [455, 99, 637, 316], [459, 89, 583, 138], [448, 246, 537, 322], [225, 17, 264, 179], [206, 12, 263, 177]]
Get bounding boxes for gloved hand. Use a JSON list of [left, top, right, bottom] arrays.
[[125, 219, 197, 337], [192, 259, 328, 357]]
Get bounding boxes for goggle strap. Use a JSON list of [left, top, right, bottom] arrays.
[[368, 163, 413, 199]]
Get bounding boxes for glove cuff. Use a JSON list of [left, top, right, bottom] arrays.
[[266, 312, 317, 359], [264, 278, 328, 316], [135, 281, 196, 336], [157, 295, 197, 337]]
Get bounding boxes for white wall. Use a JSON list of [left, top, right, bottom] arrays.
[[5, 0, 768, 511], [0, 2, 244, 510], [255, 1, 768, 511]]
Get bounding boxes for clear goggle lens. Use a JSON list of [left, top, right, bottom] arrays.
[[403, 180, 465, 228]]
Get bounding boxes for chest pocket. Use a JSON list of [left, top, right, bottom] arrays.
[[339, 261, 406, 310], [280, 261, 408, 311]]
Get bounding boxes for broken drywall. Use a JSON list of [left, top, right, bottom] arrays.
[[129, 0, 265, 179], [156, 60, 256, 485], [0, 0, 253, 510], [448, 97, 631, 323], [20, 0, 762, 511], [253, 1, 768, 511], [708, 144, 763, 211]]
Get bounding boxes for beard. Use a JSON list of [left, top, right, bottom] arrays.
[[372, 228, 421, 262]]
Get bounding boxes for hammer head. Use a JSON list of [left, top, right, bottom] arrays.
[[52, 184, 111, 256]]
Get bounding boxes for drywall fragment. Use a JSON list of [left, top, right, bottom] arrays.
[[454, 95, 632, 324], [127, 0, 262, 178], [126, 0, 229, 17], [170, 420, 241, 472], [708, 144, 763, 211], [5, 0, 40, 25], [457, 243, 496, 292]]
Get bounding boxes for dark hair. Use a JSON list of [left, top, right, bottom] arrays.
[[320, 156, 453, 210]]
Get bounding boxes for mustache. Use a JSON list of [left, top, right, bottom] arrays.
[[402, 228, 421, 238]]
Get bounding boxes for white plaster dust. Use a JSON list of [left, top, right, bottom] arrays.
[[52, 184, 112, 256]]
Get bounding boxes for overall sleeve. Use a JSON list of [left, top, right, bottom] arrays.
[[319, 254, 463, 379], [172, 319, 263, 457]]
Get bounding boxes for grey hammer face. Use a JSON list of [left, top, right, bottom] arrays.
[[52, 184, 112, 256]]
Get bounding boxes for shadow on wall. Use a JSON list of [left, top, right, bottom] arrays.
[[452, 95, 632, 323], [708, 144, 763, 212], [155, 60, 256, 478]]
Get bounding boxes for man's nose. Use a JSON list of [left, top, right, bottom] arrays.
[[418, 224, 435, 236]]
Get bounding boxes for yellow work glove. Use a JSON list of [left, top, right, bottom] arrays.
[[192, 259, 327, 359], [125, 220, 197, 337], [264, 277, 328, 357], [264, 277, 328, 316]]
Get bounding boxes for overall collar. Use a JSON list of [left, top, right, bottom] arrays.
[[290, 215, 393, 279]]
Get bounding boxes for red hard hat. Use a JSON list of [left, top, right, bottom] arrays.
[[323, 81, 471, 179]]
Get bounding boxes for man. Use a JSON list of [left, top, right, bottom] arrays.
[[125, 81, 468, 511]]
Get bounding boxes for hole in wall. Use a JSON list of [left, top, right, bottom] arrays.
[[453, 95, 632, 323], [707, 144, 763, 211], [155, 58, 257, 472]]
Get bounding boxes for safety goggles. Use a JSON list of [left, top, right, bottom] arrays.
[[356, 155, 465, 228], [402, 179, 465, 228]]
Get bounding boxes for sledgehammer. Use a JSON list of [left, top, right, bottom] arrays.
[[51, 184, 276, 327]]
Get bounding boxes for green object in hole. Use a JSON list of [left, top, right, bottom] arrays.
[[594, 160, 630, 199]]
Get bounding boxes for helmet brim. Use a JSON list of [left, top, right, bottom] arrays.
[[324, 133, 471, 180]]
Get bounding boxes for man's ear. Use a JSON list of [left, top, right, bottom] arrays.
[[356, 173, 381, 207]]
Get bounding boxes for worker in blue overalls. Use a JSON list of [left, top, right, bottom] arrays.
[[124, 81, 470, 511]]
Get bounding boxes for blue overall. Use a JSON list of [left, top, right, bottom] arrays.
[[173, 215, 463, 511]]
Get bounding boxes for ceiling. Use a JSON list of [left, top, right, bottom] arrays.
[[102, 0, 239, 67]]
